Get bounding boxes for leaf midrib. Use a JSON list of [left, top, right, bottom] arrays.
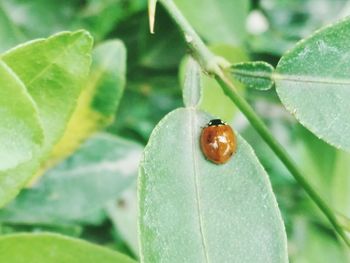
[[189, 108, 210, 263]]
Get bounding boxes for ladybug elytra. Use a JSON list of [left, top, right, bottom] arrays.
[[200, 119, 237, 164]]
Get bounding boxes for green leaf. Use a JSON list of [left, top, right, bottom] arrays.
[[0, 233, 136, 263], [231, 61, 275, 91], [139, 108, 288, 262], [173, 0, 249, 45], [0, 133, 142, 225], [182, 57, 201, 107], [2, 30, 92, 153], [0, 31, 93, 207], [0, 61, 43, 170], [47, 40, 126, 167], [275, 17, 350, 151]]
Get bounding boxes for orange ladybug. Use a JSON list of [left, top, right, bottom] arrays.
[[200, 119, 237, 164]]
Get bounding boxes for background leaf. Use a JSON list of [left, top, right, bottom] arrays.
[[0, 133, 142, 225], [139, 108, 288, 262], [275, 17, 350, 151], [0, 233, 136, 263]]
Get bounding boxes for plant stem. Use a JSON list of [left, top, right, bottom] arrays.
[[158, 0, 350, 246]]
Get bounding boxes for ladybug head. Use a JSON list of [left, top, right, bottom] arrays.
[[208, 119, 226, 126]]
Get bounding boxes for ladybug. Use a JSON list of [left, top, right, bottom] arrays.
[[200, 119, 237, 164]]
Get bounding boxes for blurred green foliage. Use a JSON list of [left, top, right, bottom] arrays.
[[1, 0, 350, 261]]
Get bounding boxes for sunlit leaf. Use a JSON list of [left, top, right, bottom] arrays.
[[0, 233, 136, 263], [0, 31, 93, 207]]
